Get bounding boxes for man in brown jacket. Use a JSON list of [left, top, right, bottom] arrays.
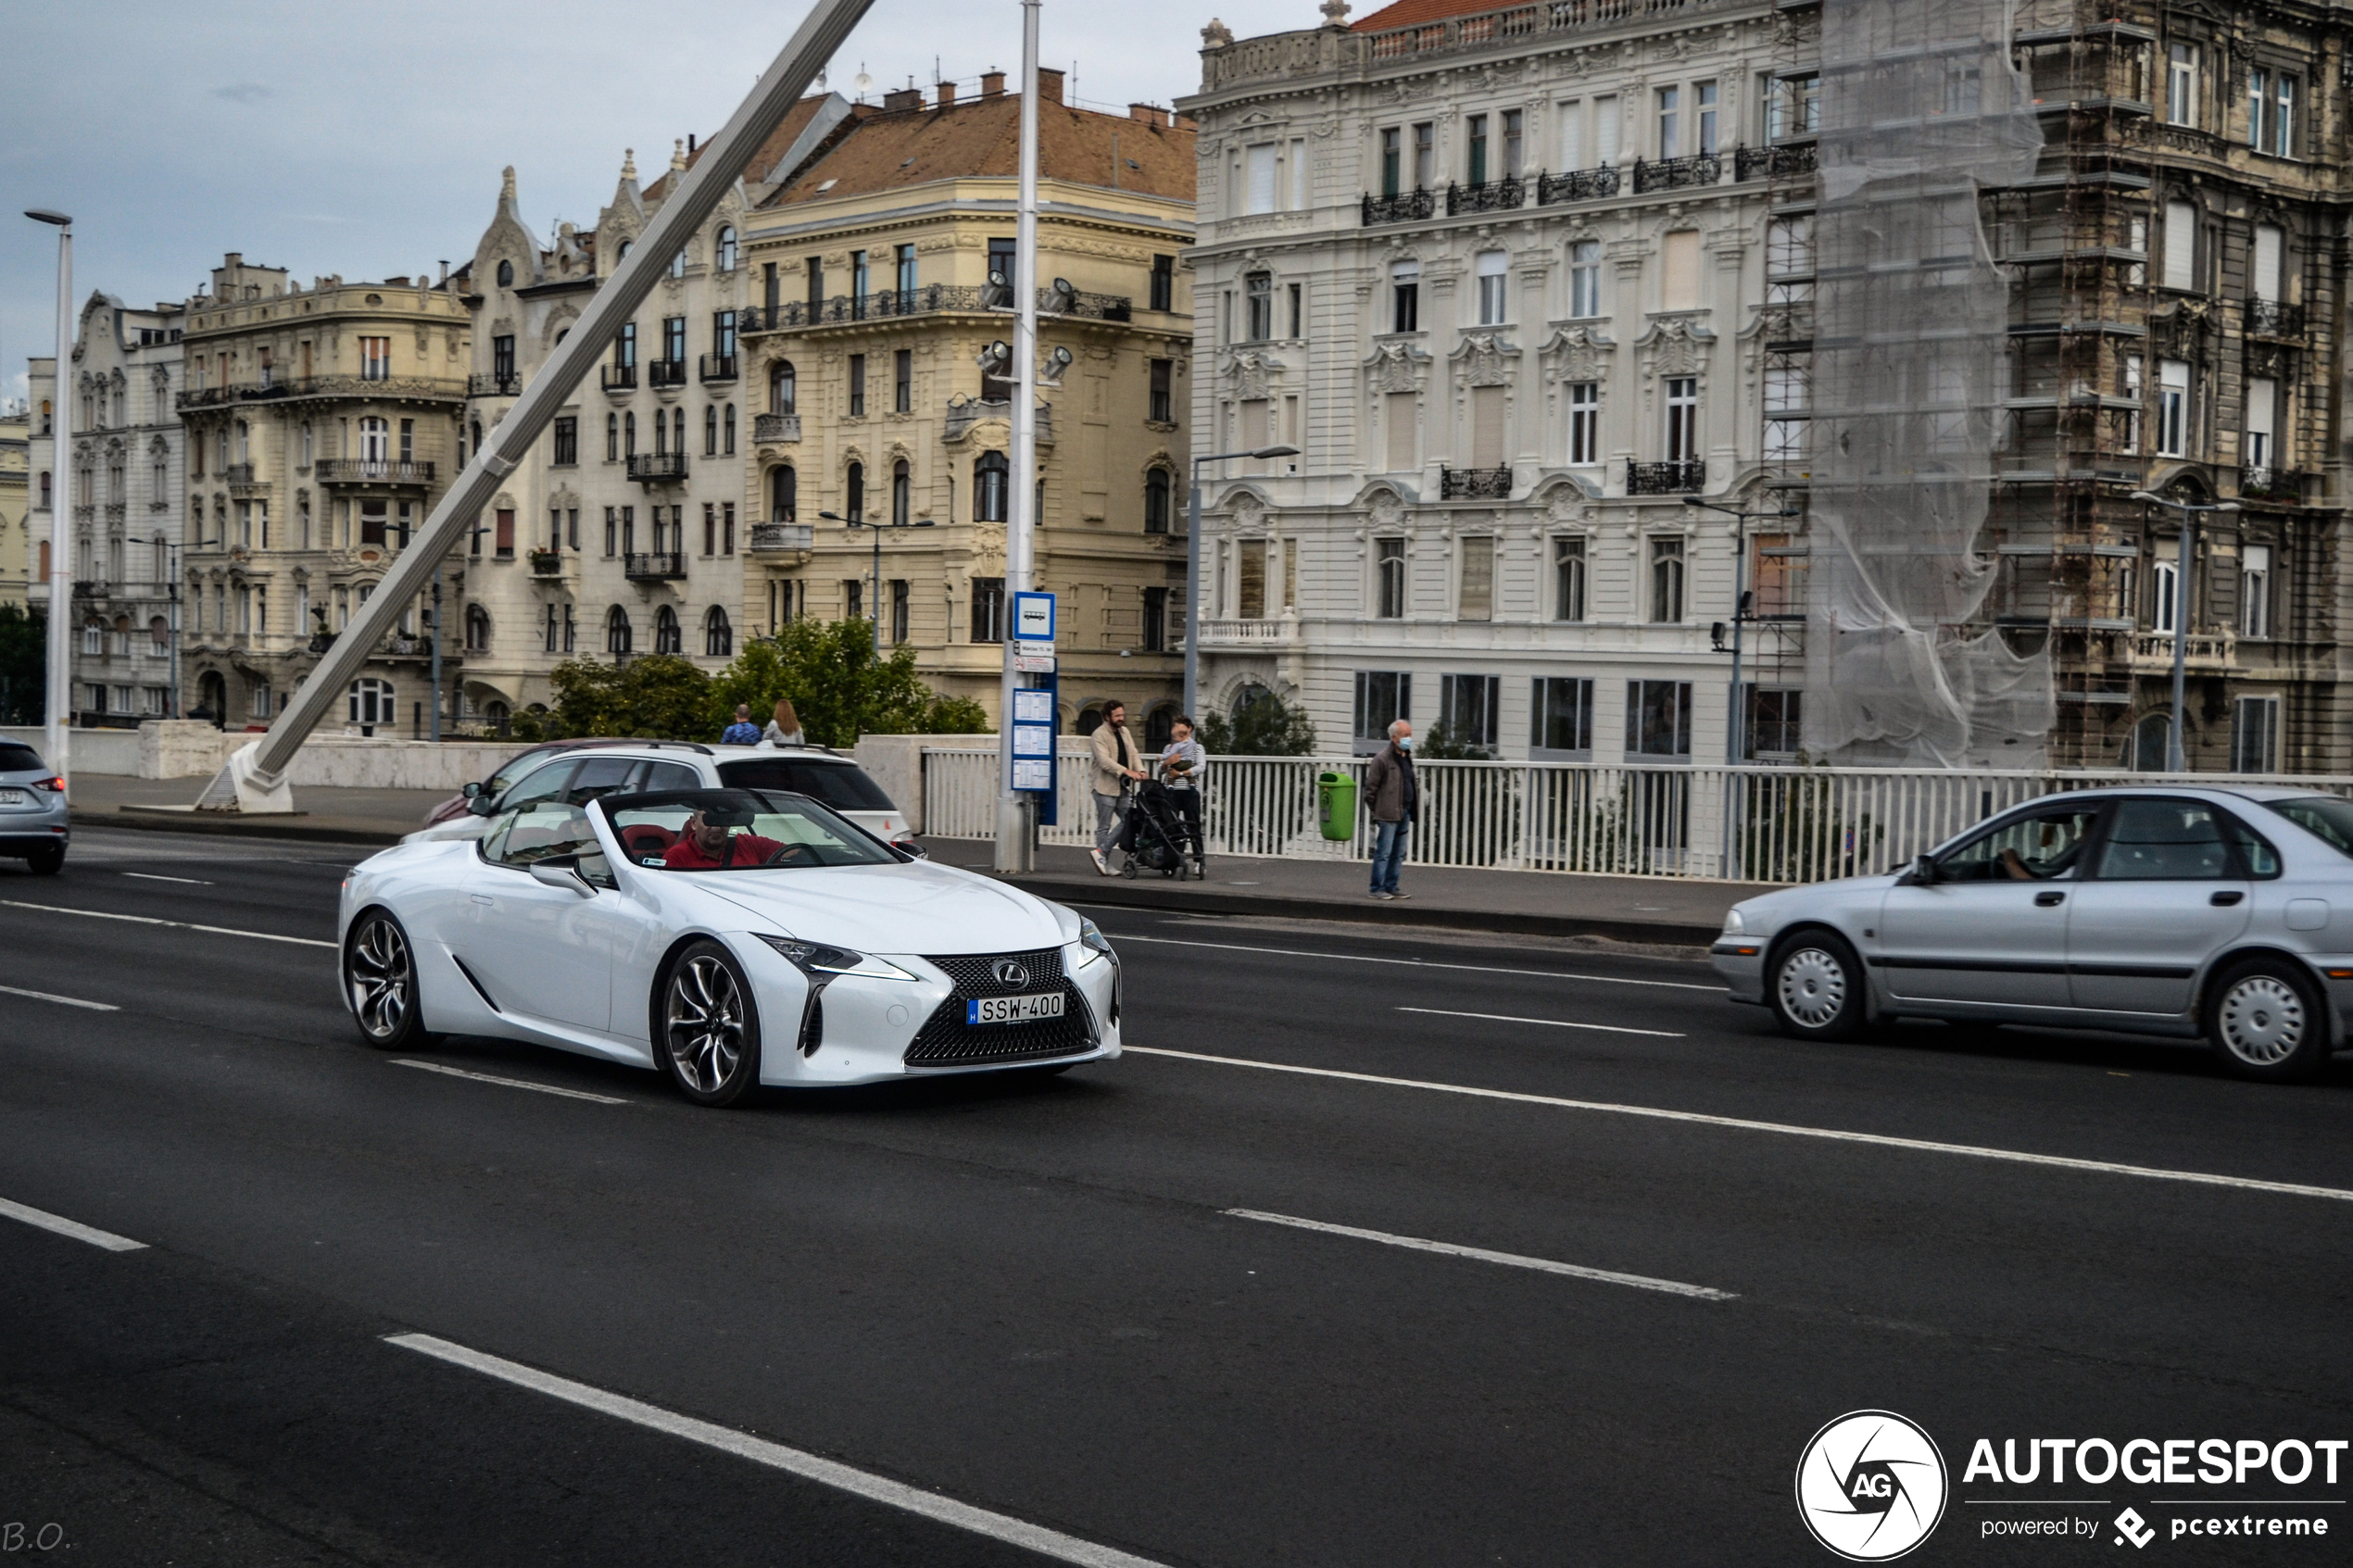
[[1088, 702, 1147, 874], [1363, 719, 1416, 899]]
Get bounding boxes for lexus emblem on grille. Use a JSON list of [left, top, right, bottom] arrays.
[[990, 960, 1030, 988]]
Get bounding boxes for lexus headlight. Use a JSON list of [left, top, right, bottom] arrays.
[[1721, 909, 1745, 936], [756, 935, 918, 982], [1075, 916, 1116, 968]]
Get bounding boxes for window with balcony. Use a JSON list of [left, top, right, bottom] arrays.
[[1695, 82, 1718, 156], [1553, 535, 1587, 621], [1353, 671, 1411, 752], [1375, 536, 1406, 619], [1649, 535, 1686, 622], [1532, 676, 1593, 756], [805, 257, 824, 310], [894, 243, 916, 295], [1568, 241, 1601, 319], [1412, 121, 1436, 188], [1656, 87, 1680, 158], [1769, 74, 1819, 140], [771, 359, 796, 415], [769, 464, 796, 523], [1379, 126, 1403, 196], [614, 323, 636, 369], [1665, 377, 1698, 462], [1465, 114, 1489, 185]]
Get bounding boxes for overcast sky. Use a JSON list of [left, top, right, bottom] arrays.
[[0, 0, 1313, 407]]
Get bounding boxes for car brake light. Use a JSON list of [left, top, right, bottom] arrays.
[[32, 777, 64, 792]]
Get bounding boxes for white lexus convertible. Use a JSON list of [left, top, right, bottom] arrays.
[[337, 787, 1121, 1105]]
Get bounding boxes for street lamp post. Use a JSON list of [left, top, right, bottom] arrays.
[[25, 208, 73, 786], [1683, 495, 1802, 768], [2131, 490, 2240, 772], [1182, 444, 1299, 721], [820, 510, 934, 652]]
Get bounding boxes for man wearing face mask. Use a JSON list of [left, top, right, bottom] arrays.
[[1364, 719, 1416, 900]]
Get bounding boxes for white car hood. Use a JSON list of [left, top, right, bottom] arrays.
[[677, 859, 1067, 956]]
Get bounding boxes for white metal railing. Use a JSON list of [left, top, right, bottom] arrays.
[[919, 749, 2353, 883]]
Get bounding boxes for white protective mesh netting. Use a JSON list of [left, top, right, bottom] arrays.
[[1803, 0, 2057, 766]]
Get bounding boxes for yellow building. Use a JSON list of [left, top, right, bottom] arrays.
[[177, 254, 472, 730], [736, 69, 1197, 742], [0, 408, 26, 611]]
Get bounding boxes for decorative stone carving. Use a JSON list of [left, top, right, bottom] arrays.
[[1230, 493, 1265, 532], [1364, 342, 1425, 395], [1368, 490, 1404, 529], [1447, 332, 1521, 388], [1202, 17, 1234, 47]]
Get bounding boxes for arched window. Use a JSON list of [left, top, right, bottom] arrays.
[[1144, 468, 1172, 533], [770, 359, 796, 415], [672, 407, 686, 455], [724, 403, 736, 456], [606, 605, 633, 654], [704, 606, 733, 657], [38, 400, 51, 436], [82, 620, 104, 656], [653, 408, 667, 455], [616, 240, 632, 262], [623, 410, 636, 457], [892, 459, 912, 526], [845, 461, 865, 523], [606, 412, 620, 461], [670, 248, 688, 280], [975, 452, 1010, 522], [37, 471, 50, 509], [465, 604, 491, 651], [770, 465, 797, 522], [704, 404, 718, 455], [653, 604, 682, 654], [716, 227, 738, 271], [153, 535, 168, 582], [496, 258, 514, 287], [149, 616, 170, 654], [347, 677, 395, 727]]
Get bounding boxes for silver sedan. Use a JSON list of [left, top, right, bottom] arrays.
[[1713, 785, 2353, 1082]]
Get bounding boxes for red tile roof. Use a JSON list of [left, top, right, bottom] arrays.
[[1351, 0, 1501, 30], [762, 93, 1193, 207], [642, 94, 843, 202]]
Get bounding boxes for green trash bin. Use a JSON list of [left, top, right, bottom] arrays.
[[1316, 770, 1357, 841]]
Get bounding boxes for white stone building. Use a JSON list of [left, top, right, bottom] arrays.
[[1177, 0, 1793, 763], [40, 297, 188, 723]]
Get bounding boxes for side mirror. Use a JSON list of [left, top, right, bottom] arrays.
[[467, 793, 497, 816], [461, 781, 484, 798], [1895, 853, 1939, 887], [529, 859, 597, 897]]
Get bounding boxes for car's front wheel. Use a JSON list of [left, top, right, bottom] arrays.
[[1768, 931, 1867, 1042], [2206, 959, 2332, 1083], [660, 941, 762, 1107], [345, 909, 435, 1051]]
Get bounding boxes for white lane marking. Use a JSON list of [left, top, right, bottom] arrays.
[[0, 899, 334, 949], [1398, 1005, 1683, 1039], [0, 1196, 146, 1252], [1102, 932, 1721, 991], [120, 872, 214, 885], [1127, 1047, 2353, 1205], [0, 983, 119, 1011], [389, 1060, 629, 1105], [1226, 1209, 1733, 1300], [385, 1334, 1171, 1568]]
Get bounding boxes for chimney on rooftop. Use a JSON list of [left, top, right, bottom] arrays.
[[1129, 103, 1165, 126], [937, 80, 956, 108], [981, 70, 1005, 97], [1037, 67, 1063, 104], [884, 86, 923, 111]]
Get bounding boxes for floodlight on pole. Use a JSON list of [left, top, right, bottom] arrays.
[[991, 0, 1044, 874], [2131, 490, 2240, 772]]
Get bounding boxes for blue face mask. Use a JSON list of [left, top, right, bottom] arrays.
[[1396, 736, 1413, 752]]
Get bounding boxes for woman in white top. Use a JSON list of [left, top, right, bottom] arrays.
[[762, 696, 805, 747]]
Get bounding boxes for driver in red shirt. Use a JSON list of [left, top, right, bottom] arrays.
[[662, 809, 786, 870]]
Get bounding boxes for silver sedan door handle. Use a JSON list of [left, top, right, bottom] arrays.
[[2033, 890, 2065, 907]]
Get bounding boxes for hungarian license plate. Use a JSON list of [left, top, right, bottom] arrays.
[[967, 991, 1064, 1025], [0, 789, 25, 807]]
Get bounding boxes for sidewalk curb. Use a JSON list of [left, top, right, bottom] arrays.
[[999, 872, 1720, 947], [72, 808, 401, 848]]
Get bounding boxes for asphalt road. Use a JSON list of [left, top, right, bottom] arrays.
[[2, 827, 2349, 1566]]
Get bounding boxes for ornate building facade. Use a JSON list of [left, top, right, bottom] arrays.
[[1178, 0, 1782, 761], [0, 407, 26, 615], [736, 70, 1197, 738], [177, 255, 472, 731]]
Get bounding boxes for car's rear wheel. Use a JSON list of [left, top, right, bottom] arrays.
[[1768, 932, 1867, 1043], [2206, 959, 2331, 1084], [24, 845, 63, 875], [345, 909, 434, 1051], [660, 941, 762, 1107]]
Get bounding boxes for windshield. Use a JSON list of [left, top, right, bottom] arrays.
[[714, 757, 893, 811], [484, 745, 565, 797], [2264, 795, 2353, 858], [601, 788, 899, 872]]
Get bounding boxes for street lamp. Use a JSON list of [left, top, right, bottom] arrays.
[[1183, 444, 1299, 720], [2131, 490, 2240, 772], [1683, 495, 1802, 768], [25, 209, 72, 786], [819, 508, 934, 653]]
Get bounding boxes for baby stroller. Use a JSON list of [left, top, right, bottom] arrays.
[[1121, 778, 1205, 880]]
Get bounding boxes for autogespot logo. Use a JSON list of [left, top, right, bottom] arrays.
[[1796, 1411, 1950, 1562]]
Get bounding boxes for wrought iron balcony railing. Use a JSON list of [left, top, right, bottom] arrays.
[[469, 372, 521, 396], [623, 551, 687, 581], [748, 521, 814, 552], [647, 359, 688, 390], [1439, 464, 1512, 500], [314, 458, 436, 485], [1535, 165, 1620, 205], [1737, 142, 1818, 182], [528, 550, 565, 577], [2239, 466, 2306, 501], [626, 453, 688, 483], [1628, 459, 1706, 495], [600, 363, 637, 392], [1446, 176, 1524, 216], [1361, 189, 1438, 225], [2246, 298, 2304, 338], [1631, 154, 1722, 194], [698, 353, 737, 383], [736, 284, 1131, 333], [175, 376, 467, 410]]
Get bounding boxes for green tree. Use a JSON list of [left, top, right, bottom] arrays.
[[1199, 691, 1317, 755], [1416, 721, 1493, 760], [0, 605, 45, 724], [515, 655, 715, 741], [707, 618, 988, 747]]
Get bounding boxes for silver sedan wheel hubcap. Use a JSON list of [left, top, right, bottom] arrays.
[[1778, 947, 1847, 1030], [667, 956, 744, 1092], [348, 918, 411, 1039], [2219, 975, 2305, 1066]]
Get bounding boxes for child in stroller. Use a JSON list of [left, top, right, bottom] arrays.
[[1120, 776, 1205, 879]]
